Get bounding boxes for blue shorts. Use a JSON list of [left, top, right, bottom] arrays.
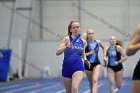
[[62, 67, 84, 78], [62, 60, 84, 78]]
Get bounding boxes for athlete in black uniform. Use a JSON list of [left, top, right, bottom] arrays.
[[126, 24, 140, 93]]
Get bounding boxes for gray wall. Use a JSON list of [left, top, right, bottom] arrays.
[[0, 0, 33, 79], [32, 0, 140, 40], [0, 2, 13, 48], [0, 0, 140, 79]]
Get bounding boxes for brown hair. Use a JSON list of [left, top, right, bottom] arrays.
[[116, 39, 123, 47], [68, 20, 79, 36], [110, 36, 123, 47]]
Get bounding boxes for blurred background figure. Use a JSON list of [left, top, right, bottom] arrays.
[[126, 24, 140, 93]]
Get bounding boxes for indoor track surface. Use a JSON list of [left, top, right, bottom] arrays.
[[0, 78, 131, 93]]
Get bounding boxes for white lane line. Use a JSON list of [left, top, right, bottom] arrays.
[[0, 83, 35, 90], [54, 89, 65, 93], [28, 85, 58, 93], [4, 85, 37, 93], [0, 80, 41, 90], [82, 82, 103, 93], [0, 85, 20, 90]]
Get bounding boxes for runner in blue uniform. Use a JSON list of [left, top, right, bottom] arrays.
[[126, 24, 140, 93], [83, 29, 106, 93], [104, 36, 127, 93], [56, 20, 90, 93]]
